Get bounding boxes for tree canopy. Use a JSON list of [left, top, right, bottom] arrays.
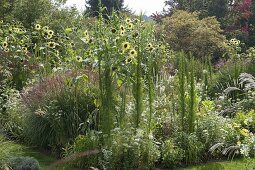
[[85, 0, 125, 16]]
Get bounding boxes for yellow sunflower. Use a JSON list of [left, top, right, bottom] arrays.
[[4, 48, 9, 52], [129, 49, 137, 57], [120, 30, 125, 36], [42, 26, 49, 31], [46, 34, 53, 39], [2, 41, 8, 48], [35, 24, 41, 30], [76, 56, 83, 62], [122, 42, 130, 51], [128, 23, 133, 29], [125, 18, 131, 23], [120, 25, 125, 31], [47, 42, 56, 49], [19, 40, 24, 45], [146, 43, 154, 51], [125, 57, 133, 64], [48, 30, 54, 36]]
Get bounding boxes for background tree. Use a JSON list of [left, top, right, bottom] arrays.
[[11, 0, 54, 28], [162, 10, 227, 59], [85, 0, 125, 16], [0, 0, 15, 19], [164, 0, 231, 18]]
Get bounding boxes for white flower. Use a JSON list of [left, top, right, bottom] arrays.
[[240, 144, 250, 157]]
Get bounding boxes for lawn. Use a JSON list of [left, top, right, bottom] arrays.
[[181, 159, 255, 170], [21, 146, 255, 170]]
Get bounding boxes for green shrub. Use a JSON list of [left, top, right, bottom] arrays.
[[175, 132, 204, 165], [234, 110, 255, 133], [162, 10, 226, 59], [196, 112, 231, 157], [0, 88, 26, 140], [100, 128, 160, 170], [161, 139, 184, 168], [7, 156, 39, 170], [22, 72, 97, 152], [64, 133, 99, 169]]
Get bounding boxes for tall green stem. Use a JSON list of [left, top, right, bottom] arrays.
[[178, 52, 186, 131], [188, 58, 195, 133]]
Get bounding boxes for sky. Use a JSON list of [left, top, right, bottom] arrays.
[[65, 0, 166, 15]]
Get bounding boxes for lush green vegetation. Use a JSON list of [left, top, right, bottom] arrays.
[[0, 0, 255, 169]]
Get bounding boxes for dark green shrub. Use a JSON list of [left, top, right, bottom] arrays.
[[8, 157, 39, 170]]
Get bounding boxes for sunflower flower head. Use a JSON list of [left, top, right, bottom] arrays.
[[84, 30, 89, 38], [2, 41, 8, 48], [42, 26, 49, 31], [48, 30, 54, 36], [76, 56, 83, 62], [125, 18, 131, 24], [18, 29, 24, 34], [120, 25, 125, 31], [70, 42, 75, 47], [120, 30, 125, 36], [19, 39, 24, 45], [125, 56, 133, 64], [146, 43, 154, 51], [47, 42, 56, 49], [230, 38, 240, 46], [35, 24, 41, 30], [4, 48, 9, 52], [129, 49, 137, 57], [22, 47, 28, 52], [128, 23, 133, 29], [122, 42, 130, 51], [46, 34, 53, 39]]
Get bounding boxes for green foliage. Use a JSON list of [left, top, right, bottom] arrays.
[[163, 10, 227, 58], [196, 112, 232, 156], [175, 132, 204, 164], [234, 110, 255, 133], [65, 133, 99, 169], [161, 139, 185, 168], [177, 53, 199, 133], [178, 52, 186, 131], [100, 128, 160, 169], [188, 58, 196, 133]]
